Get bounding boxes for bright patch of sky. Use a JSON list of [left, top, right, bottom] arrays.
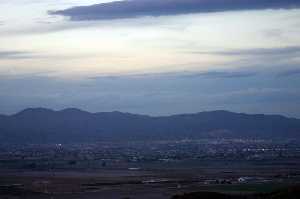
[[0, 1, 299, 77]]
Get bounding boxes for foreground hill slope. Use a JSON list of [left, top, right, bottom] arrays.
[[172, 186, 300, 199], [0, 108, 300, 143]]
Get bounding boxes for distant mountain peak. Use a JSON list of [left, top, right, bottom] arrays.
[[59, 108, 90, 114], [14, 107, 55, 116]]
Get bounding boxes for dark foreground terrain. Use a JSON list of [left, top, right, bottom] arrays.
[[0, 168, 300, 199], [172, 186, 300, 199]]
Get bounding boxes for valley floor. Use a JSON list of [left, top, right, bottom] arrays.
[[1, 159, 300, 199]]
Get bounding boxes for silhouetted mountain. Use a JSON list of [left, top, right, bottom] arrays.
[[0, 108, 300, 143]]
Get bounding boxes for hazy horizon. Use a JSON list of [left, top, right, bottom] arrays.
[[2, 107, 300, 120]]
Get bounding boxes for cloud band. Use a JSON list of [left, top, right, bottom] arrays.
[[50, 0, 300, 21]]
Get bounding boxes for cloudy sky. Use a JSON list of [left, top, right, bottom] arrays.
[[0, 0, 300, 117]]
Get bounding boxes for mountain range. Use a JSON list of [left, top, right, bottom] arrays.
[[0, 108, 300, 143]]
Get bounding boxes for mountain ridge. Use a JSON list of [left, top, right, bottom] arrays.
[[0, 108, 300, 143], [6, 107, 298, 120]]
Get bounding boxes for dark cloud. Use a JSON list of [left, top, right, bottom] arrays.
[[49, 0, 300, 21], [278, 68, 300, 77], [191, 46, 300, 56], [0, 51, 34, 59], [219, 46, 300, 56], [0, 50, 94, 60], [180, 71, 257, 79], [89, 70, 257, 80]]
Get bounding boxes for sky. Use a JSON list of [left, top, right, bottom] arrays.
[[0, 0, 300, 117]]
